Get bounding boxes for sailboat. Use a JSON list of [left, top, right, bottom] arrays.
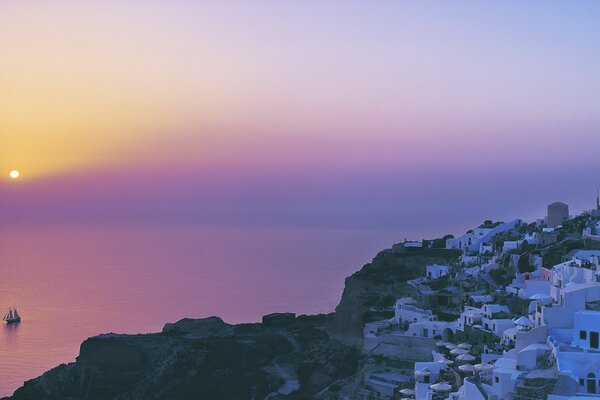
[[3, 307, 21, 324]]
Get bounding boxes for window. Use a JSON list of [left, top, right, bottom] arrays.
[[495, 376, 500, 383], [581, 330, 587, 340], [591, 331, 599, 349], [580, 379, 585, 386]]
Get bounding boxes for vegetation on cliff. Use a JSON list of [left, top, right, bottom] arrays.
[[327, 247, 461, 346]]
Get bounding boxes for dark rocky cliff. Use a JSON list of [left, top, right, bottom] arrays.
[[6, 316, 358, 400], [327, 248, 461, 346], [5, 247, 459, 400]]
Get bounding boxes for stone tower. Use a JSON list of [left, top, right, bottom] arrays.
[[547, 202, 569, 228]]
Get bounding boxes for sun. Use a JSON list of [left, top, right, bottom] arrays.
[[9, 170, 20, 179]]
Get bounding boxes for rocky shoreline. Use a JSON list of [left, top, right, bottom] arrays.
[[5, 247, 460, 400]]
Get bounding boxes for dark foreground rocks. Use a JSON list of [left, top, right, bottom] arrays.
[[6, 315, 359, 400]]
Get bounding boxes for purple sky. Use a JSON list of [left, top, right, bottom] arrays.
[[2, 2, 600, 238]]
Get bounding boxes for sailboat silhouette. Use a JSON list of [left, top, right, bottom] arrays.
[[3, 307, 21, 324]]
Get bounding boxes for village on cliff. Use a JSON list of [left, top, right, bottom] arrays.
[[359, 196, 600, 400]]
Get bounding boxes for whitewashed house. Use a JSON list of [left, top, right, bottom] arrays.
[[569, 249, 600, 264], [572, 310, 600, 350], [446, 220, 523, 255], [551, 311, 600, 396], [425, 264, 450, 280], [508, 267, 553, 299], [550, 263, 596, 303], [481, 304, 514, 337], [535, 282, 600, 329], [489, 357, 520, 399], [457, 306, 483, 331], [413, 356, 444, 400], [404, 319, 455, 339], [393, 298, 435, 325]]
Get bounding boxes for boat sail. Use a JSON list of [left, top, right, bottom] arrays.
[[3, 307, 21, 324]]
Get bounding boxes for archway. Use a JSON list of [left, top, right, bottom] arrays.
[[588, 372, 596, 394]]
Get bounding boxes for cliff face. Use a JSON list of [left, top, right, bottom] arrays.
[[5, 247, 459, 400], [6, 315, 359, 400], [327, 248, 461, 346]]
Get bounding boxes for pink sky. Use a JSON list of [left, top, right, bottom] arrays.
[[2, 2, 600, 236]]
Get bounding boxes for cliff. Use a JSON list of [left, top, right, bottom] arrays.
[[327, 247, 461, 346], [5, 247, 459, 400], [6, 315, 359, 400]]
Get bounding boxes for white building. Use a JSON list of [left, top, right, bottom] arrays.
[[535, 282, 600, 329], [414, 356, 444, 400], [482, 304, 511, 319], [551, 311, 600, 396], [446, 219, 523, 255], [457, 306, 483, 331], [550, 263, 596, 303], [393, 298, 435, 325], [362, 370, 410, 400], [489, 357, 521, 399], [572, 310, 600, 350], [425, 264, 450, 280], [508, 267, 553, 299], [570, 249, 600, 264], [583, 221, 600, 240], [556, 350, 600, 396], [520, 232, 540, 246], [446, 227, 493, 252]]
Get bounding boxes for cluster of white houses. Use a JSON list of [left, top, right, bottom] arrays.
[[359, 199, 600, 400]]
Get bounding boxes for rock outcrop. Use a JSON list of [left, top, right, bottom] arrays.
[[327, 247, 461, 346], [5, 246, 459, 399], [6, 315, 359, 400]]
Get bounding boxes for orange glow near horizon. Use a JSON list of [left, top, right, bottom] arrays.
[[1, 2, 600, 191]]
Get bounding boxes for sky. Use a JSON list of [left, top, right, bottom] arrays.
[[1, 1, 600, 237]]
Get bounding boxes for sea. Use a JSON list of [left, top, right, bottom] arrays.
[[0, 223, 405, 396]]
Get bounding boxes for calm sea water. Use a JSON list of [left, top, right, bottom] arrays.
[[0, 223, 404, 396]]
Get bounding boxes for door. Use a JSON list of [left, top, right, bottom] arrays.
[[588, 373, 596, 394], [591, 331, 599, 349]]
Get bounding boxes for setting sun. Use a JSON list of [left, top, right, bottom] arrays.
[[9, 170, 20, 179]]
